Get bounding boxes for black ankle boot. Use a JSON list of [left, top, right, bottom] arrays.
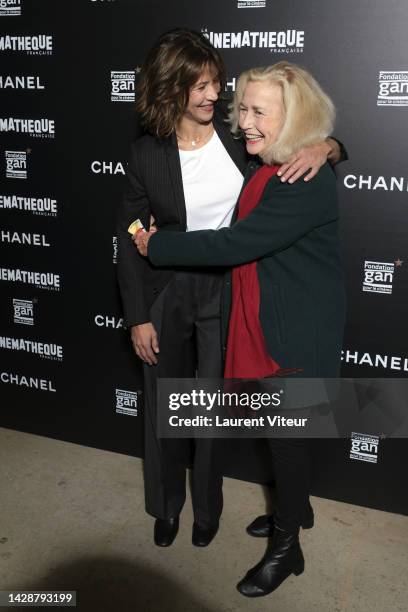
[[237, 527, 304, 597], [247, 507, 314, 537]]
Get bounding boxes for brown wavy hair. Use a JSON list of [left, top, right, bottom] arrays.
[[136, 28, 226, 139]]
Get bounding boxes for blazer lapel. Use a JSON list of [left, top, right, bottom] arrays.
[[164, 133, 187, 230], [213, 112, 247, 176]]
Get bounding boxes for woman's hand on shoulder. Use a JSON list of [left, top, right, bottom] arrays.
[[277, 140, 331, 184]]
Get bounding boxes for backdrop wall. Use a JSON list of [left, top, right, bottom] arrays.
[[1, 0, 407, 514]]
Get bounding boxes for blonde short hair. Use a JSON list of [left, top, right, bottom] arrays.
[[230, 61, 335, 164]]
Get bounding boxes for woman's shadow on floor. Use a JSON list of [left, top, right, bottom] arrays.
[[8, 556, 217, 612]]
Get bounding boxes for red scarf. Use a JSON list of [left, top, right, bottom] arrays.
[[224, 164, 281, 378]]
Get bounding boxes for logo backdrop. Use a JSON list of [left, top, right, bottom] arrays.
[[1, 0, 407, 515]]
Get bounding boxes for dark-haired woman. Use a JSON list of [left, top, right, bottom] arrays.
[[116, 28, 344, 549]]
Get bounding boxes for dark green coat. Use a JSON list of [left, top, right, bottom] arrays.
[[148, 162, 346, 377]]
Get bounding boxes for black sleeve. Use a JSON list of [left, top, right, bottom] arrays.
[[330, 137, 349, 163], [148, 164, 338, 268], [116, 142, 152, 327]]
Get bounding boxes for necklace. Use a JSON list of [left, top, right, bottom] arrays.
[[176, 126, 213, 148]]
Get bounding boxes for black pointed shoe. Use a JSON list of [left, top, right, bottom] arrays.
[[247, 508, 314, 538], [237, 528, 304, 597], [154, 517, 179, 547], [192, 522, 219, 547]]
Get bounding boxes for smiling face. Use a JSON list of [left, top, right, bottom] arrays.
[[183, 64, 221, 124], [239, 80, 285, 158]]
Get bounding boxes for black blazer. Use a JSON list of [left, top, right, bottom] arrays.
[[116, 103, 248, 328], [148, 162, 346, 377]]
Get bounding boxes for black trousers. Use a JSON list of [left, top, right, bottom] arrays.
[[268, 437, 313, 532], [143, 271, 224, 527]]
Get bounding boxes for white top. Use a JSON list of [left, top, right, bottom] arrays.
[[178, 130, 243, 232]]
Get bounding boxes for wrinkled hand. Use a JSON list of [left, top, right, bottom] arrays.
[[277, 140, 332, 183], [133, 228, 156, 256], [130, 322, 159, 365]]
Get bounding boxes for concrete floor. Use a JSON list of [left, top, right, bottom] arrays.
[[0, 427, 407, 612]]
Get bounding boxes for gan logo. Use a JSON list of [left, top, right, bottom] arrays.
[[238, 0, 266, 7], [341, 349, 408, 372], [0, 195, 58, 217], [5, 150, 27, 179], [0, 117, 55, 138], [111, 71, 135, 102], [0, 268, 60, 291], [363, 260, 397, 294], [0, 35, 53, 55], [0, 0, 21, 16], [115, 389, 139, 416], [112, 236, 118, 263], [202, 28, 304, 53], [13, 298, 34, 325], [344, 174, 408, 192], [350, 432, 379, 464], [91, 160, 126, 175], [377, 71, 408, 107]]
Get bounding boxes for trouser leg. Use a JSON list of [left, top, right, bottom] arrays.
[[266, 438, 312, 531], [143, 276, 195, 519], [192, 271, 224, 527]]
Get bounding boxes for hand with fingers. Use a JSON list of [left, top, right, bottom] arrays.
[[277, 140, 332, 184], [130, 322, 159, 365], [133, 228, 156, 256]]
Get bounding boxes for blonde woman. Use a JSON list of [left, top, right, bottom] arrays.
[[135, 62, 346, 596]]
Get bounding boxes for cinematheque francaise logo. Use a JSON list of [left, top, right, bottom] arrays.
[[0, 35, 53, 55], [0, 117, 55, 138], [0, 267, 61, 291], [0, 195, 58, 217], [202, 28, 304, 53], [0, 336, 63, 361]]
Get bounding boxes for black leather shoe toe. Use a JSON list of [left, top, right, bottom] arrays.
[[154, 517, 179, 547], [192, 522, 219, 547]]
